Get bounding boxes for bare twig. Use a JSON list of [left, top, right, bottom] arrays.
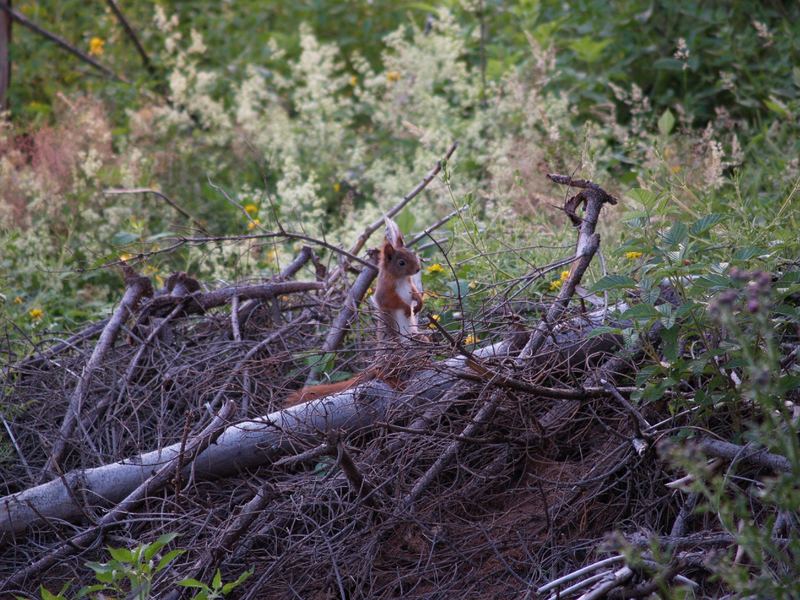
[[3, 401, 236, 591], [42, 271, 153, 480], [0, 4, 128, 82], [104, 0, 154, 73], [104, 188, 209, 234]]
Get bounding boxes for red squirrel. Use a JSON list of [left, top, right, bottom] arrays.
[[284, 217, 424, 406]]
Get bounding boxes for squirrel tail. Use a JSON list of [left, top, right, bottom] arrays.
[[284, 372, 374, 407]]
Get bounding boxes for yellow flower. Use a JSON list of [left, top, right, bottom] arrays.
[[468, 281, 477, 289], [386, 70, 401, 83], [247, 218, 261, 231], [428, 314, 440, 329], [549, 279, 564, 292], [349, 75, 358, 87], [89, 37, 105, 56], [29, 308, 43, 320], [13, 296, 23, 304], [426, 263, 445, 274], [464, 334, 479, 345], [560, 270, 570, 281], [244, 203, 258, 216], [120, 253, 134, 262], [155, 274, 164, 287], [333, 182, 341, 193], [625, 251, 643, 260], [367, 287, 374, 295]]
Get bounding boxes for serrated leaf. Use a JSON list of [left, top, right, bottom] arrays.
[[662, 222, 688, 247], [590, 275, 637, 292], [627, 187, 658, 209], [733, 246, 767, 261], [658, 108, 675, 135], [621, 304, 661, 320], [690, 213, 723, 235], [587, 326, 623, 339]]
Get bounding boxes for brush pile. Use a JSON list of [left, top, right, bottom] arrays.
[[1, 170, 797, 599]]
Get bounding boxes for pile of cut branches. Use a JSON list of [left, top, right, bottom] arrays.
[[1, 163, 797, 599]]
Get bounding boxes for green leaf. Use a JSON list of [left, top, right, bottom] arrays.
[[107, 545, 135, 563], [621, 304, 661, 320], [590, 274, 637, 293], [627, 187, 658, 209], [661, 326, 680, 361], [662, 222, 688, 247], [587, 326, 623, 339], [764, 95, 790, 119], [658, 108, 675, 136], [76, 584, 109, 598], [652, 57, 685, 71], [213, 568, 223, 589], [222, 568, 254, 594], [111, 231, 140, 245], [733, 246, 768, 261], [156, 548, 186, 572], [690, 214, 723, 236], [568, 36, 612, 63], [144, 532, 179, 561], [178, 578, 208, 588]]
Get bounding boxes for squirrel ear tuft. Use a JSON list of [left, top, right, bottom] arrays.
[[384, 216, 405, 248], [382, 240, 395, 258]]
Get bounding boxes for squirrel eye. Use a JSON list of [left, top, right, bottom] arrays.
[[398, 259, 406, 267]]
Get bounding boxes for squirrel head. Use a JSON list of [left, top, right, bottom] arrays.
[[381, 239, 421, 278], [380, 216, 420, 278]]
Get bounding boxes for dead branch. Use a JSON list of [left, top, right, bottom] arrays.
[[517, 175, 616, 364], [103, 0, 154, 74], [0, 381, 396, 535], [0, 4, 128, 82], [2, 400, 236, 591], [42, 270, 153, 480], [695, 437, 792, 472]]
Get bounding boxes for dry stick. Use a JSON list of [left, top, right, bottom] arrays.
[[165, 481, 280, 599], [95, 299, 188, 425], [0, 4, 127, 82], [576, 566, 634, 600], [42, 274, 152, 481], [329, 142, 458, 285], [670, 492, 698, 539], [104, 188, 210, 234], [696, 437, 792, 472], [145, 280, 324, 317], [537, 555, 626, 595], [303, 254, 378, 386], [402, 390, 503, 509], [303, 207, 465, 387], [2, 400, 236, 591], [208, 310, 311, 412], [516, 174, 617, 364], [103, 0, 153, 73], [0, 412, 34, 481], [5, 317, 110, 374]]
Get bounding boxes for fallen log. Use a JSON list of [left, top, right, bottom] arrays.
[[0, 381, 396, 536]]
